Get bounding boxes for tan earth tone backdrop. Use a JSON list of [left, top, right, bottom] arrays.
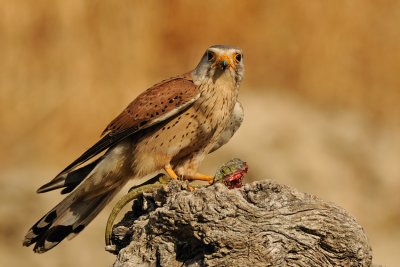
[[1, 1, 399, 266]]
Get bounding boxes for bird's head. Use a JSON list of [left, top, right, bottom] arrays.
[[193, 45, 244, 85]]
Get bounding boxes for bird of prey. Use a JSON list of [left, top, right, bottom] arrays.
[[23, 45, 244, 253]]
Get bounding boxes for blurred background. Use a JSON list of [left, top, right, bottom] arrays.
[[1, 1, 399, 266]]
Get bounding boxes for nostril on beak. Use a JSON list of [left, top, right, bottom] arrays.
[[219, 59, 229, 70]]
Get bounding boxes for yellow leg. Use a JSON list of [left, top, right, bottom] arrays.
[[164, 164, 178, 179], [185, 173, 214, 184], [163, 165, 199, 190]]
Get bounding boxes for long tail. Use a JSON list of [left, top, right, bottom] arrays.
[[23, 155, 127, 253]]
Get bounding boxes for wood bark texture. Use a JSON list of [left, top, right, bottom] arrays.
[[110, 180, 373, 267]]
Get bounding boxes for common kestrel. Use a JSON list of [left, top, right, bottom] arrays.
[[23, 45, 244, 253]]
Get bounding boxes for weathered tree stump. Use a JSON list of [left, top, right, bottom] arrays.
[[110, 180, 374, 267]]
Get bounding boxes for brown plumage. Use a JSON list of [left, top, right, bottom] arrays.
[[23, 45, 245, 253]]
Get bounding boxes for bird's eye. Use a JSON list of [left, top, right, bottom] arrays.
[[234, 53, 242, 63], [207, 51, 215, 61]]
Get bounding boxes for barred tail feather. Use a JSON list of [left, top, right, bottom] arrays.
[[24, 143, 131, 253], [23, 186, 120, 253]]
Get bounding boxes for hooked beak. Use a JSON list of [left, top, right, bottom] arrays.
[[215, 54, 232, 71]]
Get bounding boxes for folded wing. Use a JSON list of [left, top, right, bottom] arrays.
[[37, 73, 200, 193]]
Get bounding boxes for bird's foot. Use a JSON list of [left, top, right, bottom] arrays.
[[182, 159, 249, 187], [184, 173, 214, 184], [164, 164, 213, 186], [164, 164, 179, 179]]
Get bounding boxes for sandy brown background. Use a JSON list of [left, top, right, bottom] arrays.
[[1, 1, 399, 266]]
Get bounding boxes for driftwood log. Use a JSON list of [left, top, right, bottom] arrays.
[[109, 180, 374, 267]]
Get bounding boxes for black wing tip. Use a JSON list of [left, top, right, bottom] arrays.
[[36, 185, 52, 194], [37, 158, 102, 194], [36, 178, 64, 194]]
